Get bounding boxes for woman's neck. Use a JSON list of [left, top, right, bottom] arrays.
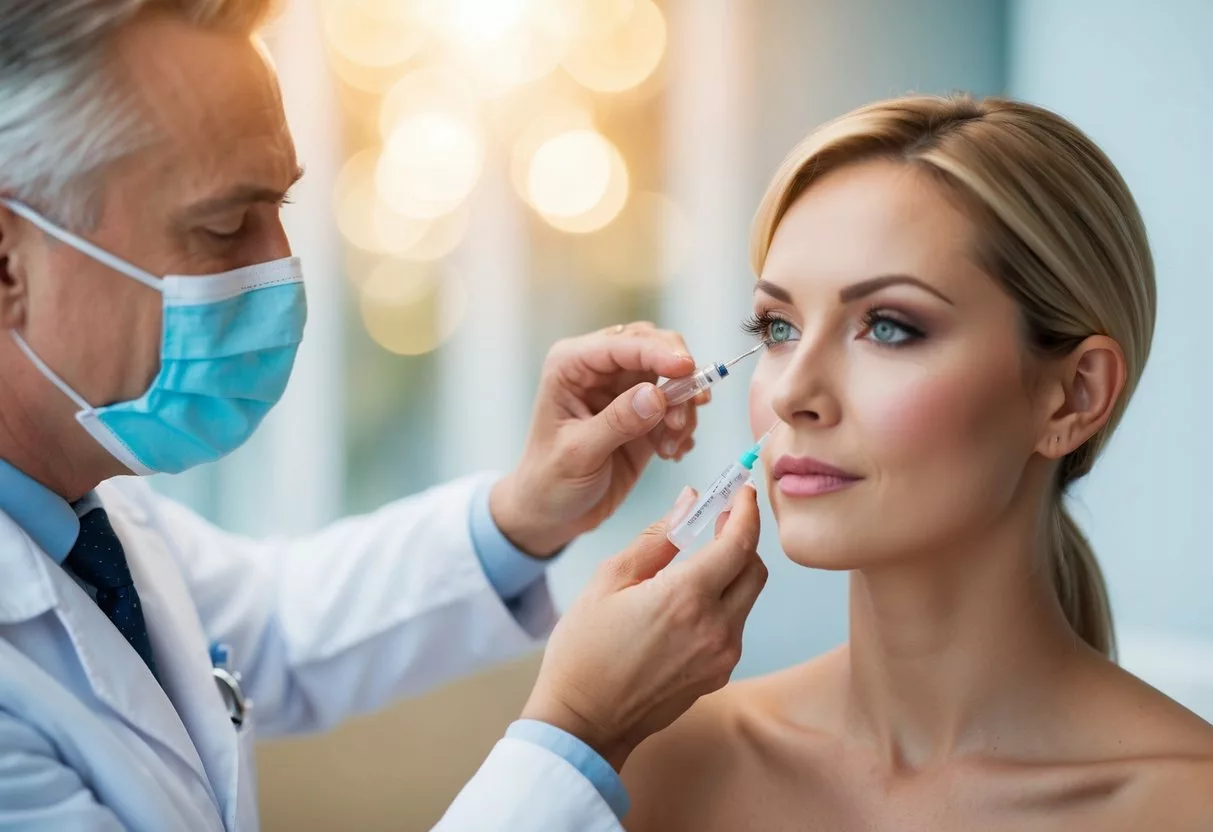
[[841, 504, 1088, 771]]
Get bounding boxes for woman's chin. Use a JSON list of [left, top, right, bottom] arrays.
[[774, 516, 892, 570]]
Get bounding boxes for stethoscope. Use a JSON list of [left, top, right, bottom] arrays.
[[209, 642, 247, 729]]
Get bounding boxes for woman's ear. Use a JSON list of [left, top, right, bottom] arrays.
[[0, 206, 30, 331], [1036, 335, 1126, 459]]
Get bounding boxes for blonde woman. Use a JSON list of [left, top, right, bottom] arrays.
[[622, 96, 1213, 830]]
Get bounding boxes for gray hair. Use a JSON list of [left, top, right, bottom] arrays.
[[0, 0, 278, 229]]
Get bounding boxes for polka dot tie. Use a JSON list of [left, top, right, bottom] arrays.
[[65, 508, 159, 680]]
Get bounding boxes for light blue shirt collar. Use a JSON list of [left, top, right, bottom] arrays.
[[0, 459, 83, 563]]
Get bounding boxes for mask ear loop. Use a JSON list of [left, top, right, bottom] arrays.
[[10, 331, 93, 412], [1, 199, 163, 291], [11, 330, 155, 475]]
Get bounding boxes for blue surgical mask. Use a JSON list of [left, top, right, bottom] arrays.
[[4, 200, 307, 475]]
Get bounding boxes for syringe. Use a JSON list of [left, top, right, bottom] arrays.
[[657, 342, 765, 408], [667, 425, 777, 550]]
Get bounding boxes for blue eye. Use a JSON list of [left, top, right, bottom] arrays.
[[768, 319, 797, 343], [862, 311, 924, 346], [741, 313, 801, 345]]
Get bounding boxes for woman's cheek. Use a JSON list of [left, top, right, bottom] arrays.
[[858, 370, 967, 455], [748, 365, 779, 440]]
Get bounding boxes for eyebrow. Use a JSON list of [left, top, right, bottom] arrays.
[[754, 274, 954, 306], [184, 165, 306, 216]]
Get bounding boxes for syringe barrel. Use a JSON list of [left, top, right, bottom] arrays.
[[667, 461, 753, 550], [658, 364, 724, 407]]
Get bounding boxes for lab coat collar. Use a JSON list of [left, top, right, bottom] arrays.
[[0, 485, 223, 812], [0, 505, 58, 623]]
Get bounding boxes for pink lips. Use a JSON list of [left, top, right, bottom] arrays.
[[771, 455, 861, 497]]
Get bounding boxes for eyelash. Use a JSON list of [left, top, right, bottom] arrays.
[[740, 309, 927, 347], [205, 226, 246, 242], [202, 197, 293, 242], [860, 308, 926, 344], [741, 311, 781, 341]]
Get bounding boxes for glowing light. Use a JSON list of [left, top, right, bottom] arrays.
[[527, 130, 610, 216], [561, 0, 666, 93], [586, 192, 692, 287], [419, 0, 563, 94], [536, 0, 637, 45], [527, 129, 629, 233], [379, 68, 481, 141], [335, 149, 431, 256], [401, 203, 472, 262], [326, 49, 404, 95], [431, 0, 531, 44], [466, 27, 564, 92], [322, 0, 424, 70], [376, 113, 484, 219], [507, 89, 595, 206], [359, 262, 468, 356]]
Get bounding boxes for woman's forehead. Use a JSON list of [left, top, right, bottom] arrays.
[[762, 160, 986, 301]]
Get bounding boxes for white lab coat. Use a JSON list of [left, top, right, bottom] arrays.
[[0, 473, 621, 831]]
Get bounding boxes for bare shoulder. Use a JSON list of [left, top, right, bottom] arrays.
[[620, 678, 757, 831], [1081, 658, 1213, 756], [622, 653, 843, 831], [1069, 659, 1213, 827]]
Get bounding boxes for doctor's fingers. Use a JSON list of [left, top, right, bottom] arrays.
[[672, 482, 761, 595], [649, 404, 699, 460], [656, 387, 710, 459], [550, 327, 695, 388], [721, 553, 768, 628], [629, 327, 705, 440]]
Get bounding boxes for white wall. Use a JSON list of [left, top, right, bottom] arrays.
[[1009, 0, 1213, 718]]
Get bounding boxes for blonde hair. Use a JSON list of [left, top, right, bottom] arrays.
[[751, 95, 1156, 657]]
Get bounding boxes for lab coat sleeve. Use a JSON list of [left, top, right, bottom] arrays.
[[434, 737, 623, 832], [124, 473, 557, 737], [0, 708, 125, 832]]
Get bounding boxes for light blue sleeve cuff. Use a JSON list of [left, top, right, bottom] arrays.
[[468, 479, 549, 602], [506, 719, 630, 820]]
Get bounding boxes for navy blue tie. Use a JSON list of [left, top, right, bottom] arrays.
[[65, 508, 159, 680]]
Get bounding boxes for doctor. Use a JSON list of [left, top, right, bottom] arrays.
[[0, 3, 768, 831]]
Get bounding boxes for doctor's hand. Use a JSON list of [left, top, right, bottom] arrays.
[[521, 483, 766, 772], [491, 322, 708, 557]]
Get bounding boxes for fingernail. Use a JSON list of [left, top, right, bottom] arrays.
[[663, 440, 679, 457], [632, 384, 661, 419], [668, 408, 686, 430], [664, 486, 696, 525]]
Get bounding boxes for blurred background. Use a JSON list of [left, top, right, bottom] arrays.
[[147, 0, 1213, 827]]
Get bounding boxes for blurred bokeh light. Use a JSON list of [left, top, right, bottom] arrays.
[[560, 0, 666, 93], [400, 202, 472, 262], [379, 67, 482, 140], [322, 0, 425, 78], [359, 260, 468, 356], [526, 129, 629, 233], [322, 0, 668, 351], [376, 112, 485, 219], [335, 148, 432, 257]]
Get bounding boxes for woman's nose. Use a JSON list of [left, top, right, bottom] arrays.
[[768, 343, 841, 429]]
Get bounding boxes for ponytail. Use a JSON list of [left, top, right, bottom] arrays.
[[1048, 500, 1115, 658]]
